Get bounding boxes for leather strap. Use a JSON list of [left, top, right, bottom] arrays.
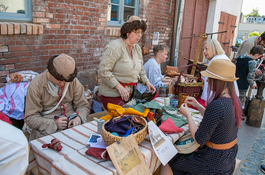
[[41, 82, 69, 116], [206, 139, 237, 150]]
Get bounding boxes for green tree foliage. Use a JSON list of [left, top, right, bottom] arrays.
[[249, 32, 260, 37], [244, 8, 260, 17]]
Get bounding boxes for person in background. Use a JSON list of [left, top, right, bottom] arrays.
[[236, 32, 265, 75], [159, 59, 241, 175], [201, 39, 239, 102], [0, 120, 29, 174], [236, 32, 265, 57], [136, 44, 169, 101], [98, 16, 155, 110], [25, 54, 90, 140], [235, 45, 264, 106]]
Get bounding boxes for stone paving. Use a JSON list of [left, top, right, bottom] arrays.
[[236, 122, 265, 175]]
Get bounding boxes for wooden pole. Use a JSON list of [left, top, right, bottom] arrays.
[[199, 35, 208, 62], [246, 99, 265, 127], [191, 33, 203, 75]]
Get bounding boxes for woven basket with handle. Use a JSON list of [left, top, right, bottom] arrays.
[[101, 115, 148, 146], [175, 64, 204, 98]]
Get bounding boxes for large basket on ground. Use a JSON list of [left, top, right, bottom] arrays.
[[175, 64, 204, 98], [101, 115, 148, 146]]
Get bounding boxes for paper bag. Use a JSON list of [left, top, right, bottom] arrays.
[[106, 135, 151, 175]]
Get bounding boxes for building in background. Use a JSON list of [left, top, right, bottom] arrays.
[[175, 0, 243, 68], [0, 0, 243, 86], [237, 15, 265, 40]]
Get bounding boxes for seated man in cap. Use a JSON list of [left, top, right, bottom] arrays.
[[25, 54, 90, 140]]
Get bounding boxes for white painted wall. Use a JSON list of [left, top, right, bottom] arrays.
[[205, 0, 243, 44], [237, 23, 265, 39]]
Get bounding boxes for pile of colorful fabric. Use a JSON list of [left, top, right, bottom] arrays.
[[104, 115, 145, 137], [100, 101, 187, 134]]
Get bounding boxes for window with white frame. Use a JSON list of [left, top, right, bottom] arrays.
[[107, 0, 139, 26], [0, 0, 32, 22]]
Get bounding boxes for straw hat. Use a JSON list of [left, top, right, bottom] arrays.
[[174, 132, 200, 154], [201, 59, 238, 82]]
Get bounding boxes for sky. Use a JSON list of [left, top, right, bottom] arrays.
[[241, 0, 265, 16]]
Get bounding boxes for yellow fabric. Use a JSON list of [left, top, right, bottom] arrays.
[[142, 108, 150, 117], [123, 108, 144, 116], [100, 103, 150, 122]]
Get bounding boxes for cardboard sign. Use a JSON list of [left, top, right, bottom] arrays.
[[106, 135, 151, 175], [148, 121, 178, 165]]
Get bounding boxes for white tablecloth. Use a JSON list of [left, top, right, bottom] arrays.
[[29, 97, 203, 175]]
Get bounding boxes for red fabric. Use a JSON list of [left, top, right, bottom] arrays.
[[101, 95, 125, 111], [85, 147, 110, 160], [119, 82, 137, 88], [42, 139, 63, 151], [0, 112, 12, 125], [147, 111, 155, 121], [58, 85, 66, 116], [159, 118, 184, 134], [188, 97, 207, 110], [152, 92, 159, 100]]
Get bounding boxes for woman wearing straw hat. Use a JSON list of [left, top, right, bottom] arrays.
[[201, 39, 239, 102], [98, 16, 155, 110], [159, 59, 241, 175]]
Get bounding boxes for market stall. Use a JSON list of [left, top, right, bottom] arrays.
[[28, 100, 203, 175]]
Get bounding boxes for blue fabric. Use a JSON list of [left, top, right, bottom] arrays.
[[104, 116, 132, 135], [0, 82, 30, 120], [136, 58, 164, 93], [169, 98, 238, 175], [92, 100, 103, 113]]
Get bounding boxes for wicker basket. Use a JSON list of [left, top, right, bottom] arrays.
[[175, 64, 204, 98], [185, 58, 207, 76], [101, 115, 148, 146]]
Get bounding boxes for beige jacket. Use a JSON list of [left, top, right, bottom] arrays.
[[236, 36, 258, 57], [25, 70, 89, 140], [98, 38, 149, 97]]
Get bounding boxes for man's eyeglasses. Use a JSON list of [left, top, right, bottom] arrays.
[[132, 31, 143, 36]]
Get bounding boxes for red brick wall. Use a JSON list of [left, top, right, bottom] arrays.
[[140, 0, 175, 61], [0, 0, 175, 83]]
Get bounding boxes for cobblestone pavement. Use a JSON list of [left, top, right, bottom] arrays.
[[236, 121, 265, 175]]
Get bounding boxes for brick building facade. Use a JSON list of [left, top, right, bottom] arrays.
[[0, 0, 175, 89]]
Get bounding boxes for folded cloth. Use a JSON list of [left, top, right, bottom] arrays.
[[159, 118, 184, 134], [162, 106, 187, 127], [104, 116, 133, 135], [42, 139, 63, 151], [85, 147, 110, 160], [100, 103, 146, 122]]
